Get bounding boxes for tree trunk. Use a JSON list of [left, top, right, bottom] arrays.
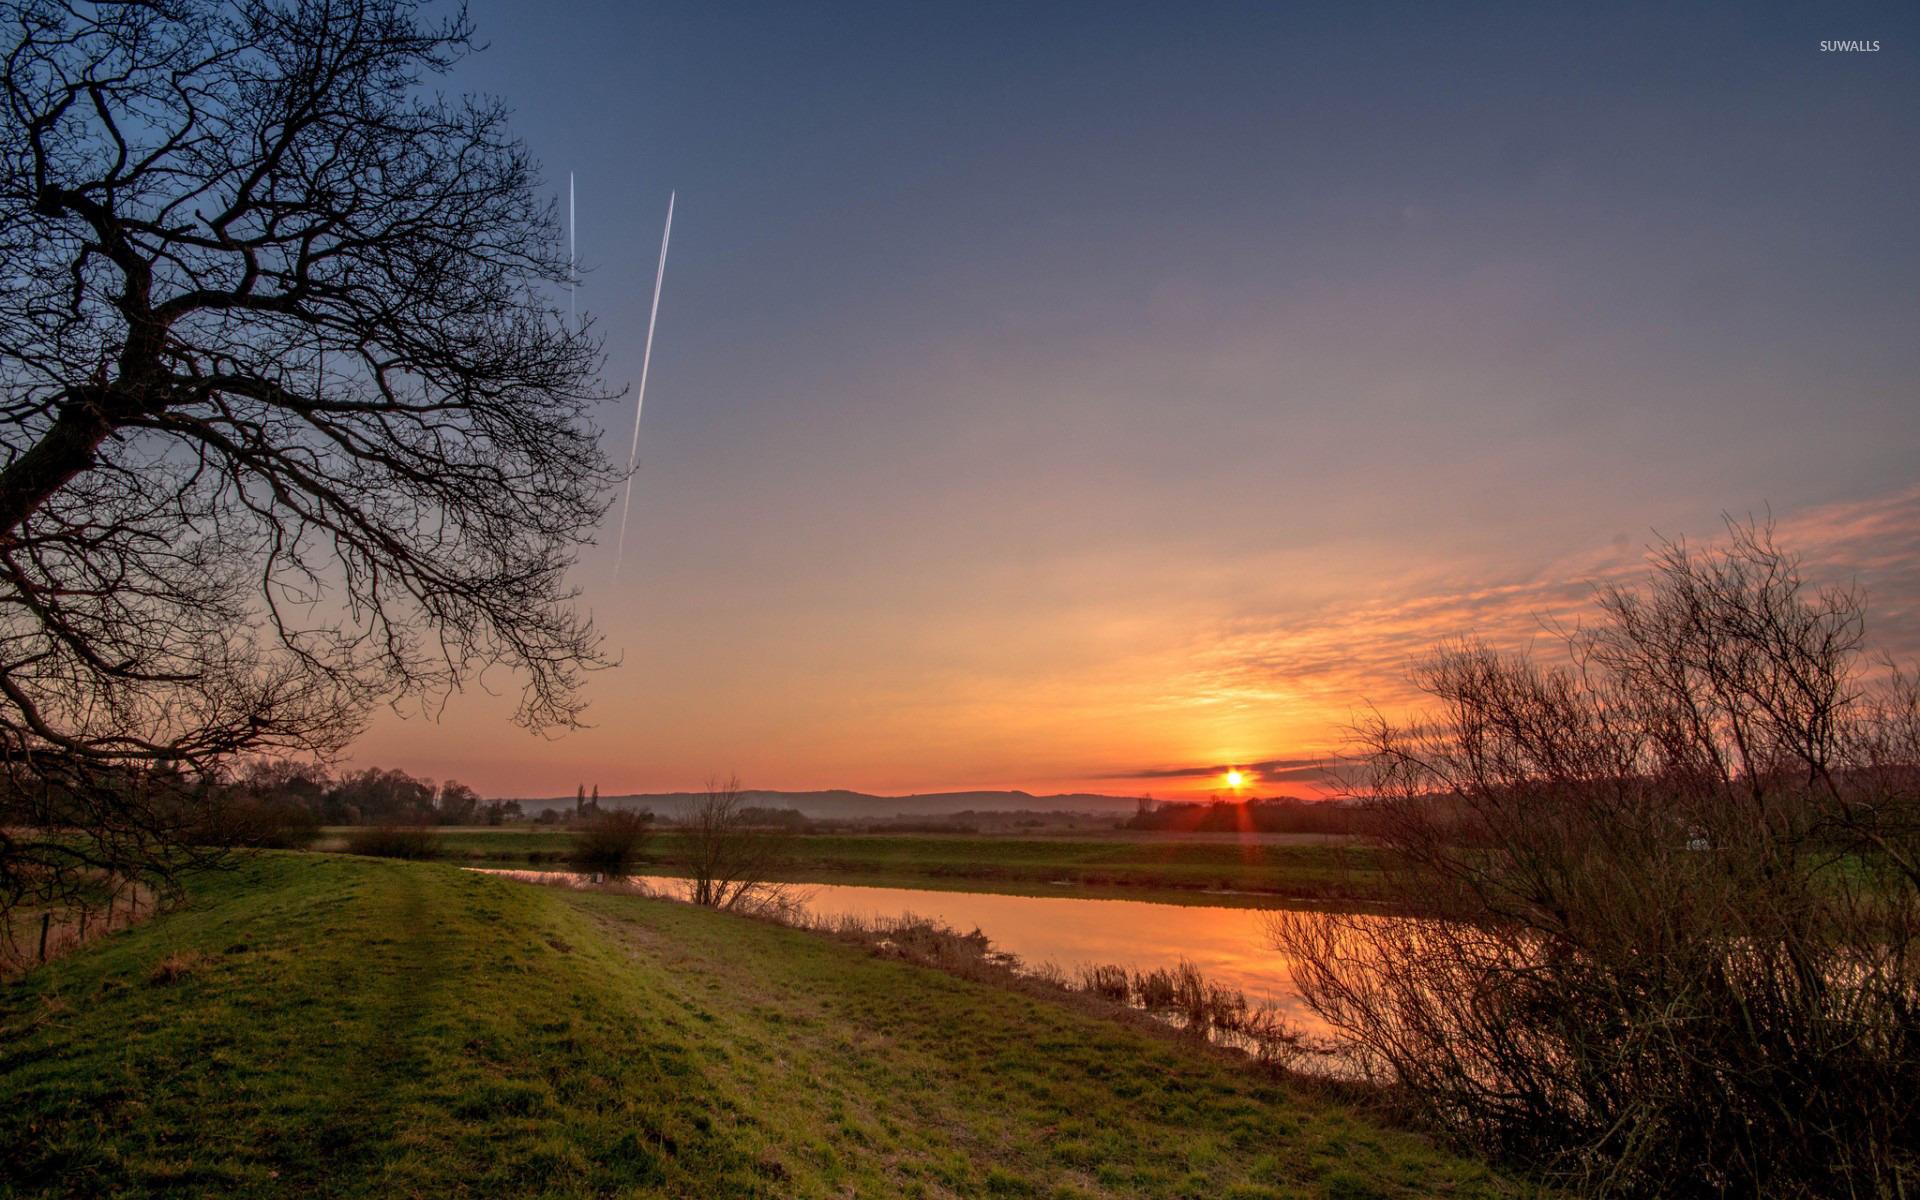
[[0, 387, 140, 541]]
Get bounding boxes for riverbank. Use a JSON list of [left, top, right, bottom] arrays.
[[2, 852, 1523, 1198], [313, 827, 1395, 909]]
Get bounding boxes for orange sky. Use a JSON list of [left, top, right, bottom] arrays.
[[349, 486, 1920, 800]]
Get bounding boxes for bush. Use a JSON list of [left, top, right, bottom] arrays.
[[1274, 522, 1920, 1196], [343, 825, 441, 860], [569, 810, 652, 876]]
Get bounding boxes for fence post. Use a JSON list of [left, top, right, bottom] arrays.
[[38, 911, 50, 963]]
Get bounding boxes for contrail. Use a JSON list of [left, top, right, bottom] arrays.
[[612, 190, 675, 581]]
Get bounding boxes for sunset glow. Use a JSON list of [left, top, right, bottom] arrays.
[[340, 4, 1920, 802]]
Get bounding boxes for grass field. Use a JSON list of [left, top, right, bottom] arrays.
[[313, 828, 1395, 907], [0, 853, 1524, 1198]]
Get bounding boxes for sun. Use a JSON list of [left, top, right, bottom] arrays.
[[1224, 769, 1246, 789]]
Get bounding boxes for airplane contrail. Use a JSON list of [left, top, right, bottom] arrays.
[[612, 190, 675, 581]]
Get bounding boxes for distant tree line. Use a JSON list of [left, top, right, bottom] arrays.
[[1124, 796, 1377, 836], [201, 761, 523, 849]]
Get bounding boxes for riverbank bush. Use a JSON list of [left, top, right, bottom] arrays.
[[1276, 523, 1920, 1196], [568, 809, 652, 875]]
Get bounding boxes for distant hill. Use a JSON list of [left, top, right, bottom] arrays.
[[511, 788, 1148, 820]]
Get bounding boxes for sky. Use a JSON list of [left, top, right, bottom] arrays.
[[349, 1, 1920, 800]]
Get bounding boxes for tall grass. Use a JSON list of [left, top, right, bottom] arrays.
[[1, 875, 162, 977], [770, 903, 1315, 1070]]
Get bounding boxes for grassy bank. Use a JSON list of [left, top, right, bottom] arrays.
[[0, 853, 1522, 1198], [317, 828, 1394, 907]]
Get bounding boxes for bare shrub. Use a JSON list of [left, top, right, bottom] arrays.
[[1237, 1004, 1309, 1071], [343, 826, 441, 861], [569, 810, 652, 876], [1273, 521, 1920, 1196], [682, 776, 799, 913]]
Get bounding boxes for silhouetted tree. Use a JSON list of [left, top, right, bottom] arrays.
[[478, 798, 522, 826], [177, 757, 322, 849], [237, 759, 332, 808], [433, 780, 480, 825], [0, 0, 613, 914], [328, 767, 433, 825]]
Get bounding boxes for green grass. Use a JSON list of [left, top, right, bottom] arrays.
[[0, 853, 1523, 1198], [338, 828, 1395, 907]]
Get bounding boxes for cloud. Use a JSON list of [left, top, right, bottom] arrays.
[[1774, 484, 1920, 662], [1044, 484, 1920, 802], [1173, 483, 1920, 728], [1109, 755, 1325, 781], [1100, 757, 1370, 796]]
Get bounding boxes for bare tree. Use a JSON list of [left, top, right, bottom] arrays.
[[0, 0, 614, 913], [681, 775, 799, 913], [1272, 521, 1920, 1196]]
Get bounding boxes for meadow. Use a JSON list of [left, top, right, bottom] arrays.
[[0, 853, 1525, 1199], [310, 827, 1395, 908]]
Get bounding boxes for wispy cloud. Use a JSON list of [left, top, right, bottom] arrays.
[[1082, 486, 1920, 798], [1105, 756, 1325, 781], [1098, 756, 1364, 798], [1177, 483, 1920, 729]]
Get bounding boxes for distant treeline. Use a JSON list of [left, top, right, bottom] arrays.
[[211, 762, 523, 846], [222, 762, 1379, 844], [1124, 797, 1377, 836], [712, 809, 1125, 836]]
